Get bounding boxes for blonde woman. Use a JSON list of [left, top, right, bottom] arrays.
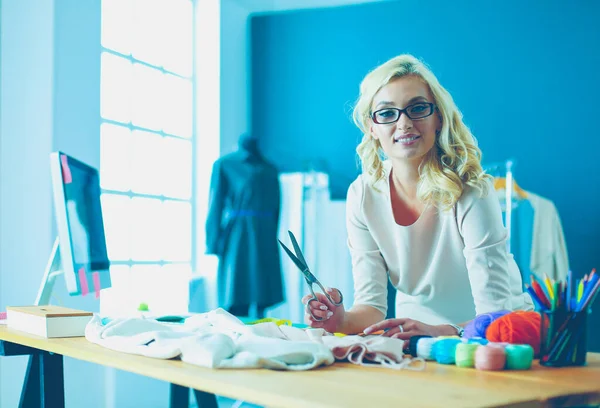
[[302, 54, 532, 338]]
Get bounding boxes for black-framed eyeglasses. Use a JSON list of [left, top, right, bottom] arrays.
[[371, 102, 436, 124]]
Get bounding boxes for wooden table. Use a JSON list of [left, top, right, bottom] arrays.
[[1, 325, 599, 408]]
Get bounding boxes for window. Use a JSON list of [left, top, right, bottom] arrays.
[[99, 0, 195, 315]]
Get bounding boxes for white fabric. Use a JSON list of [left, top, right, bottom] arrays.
[[346, 160, 533, 326], [86, 309, 332, 370], [527, 192, 569, 282], [321, 335, 424, 370], [85, 308, 418, 371]]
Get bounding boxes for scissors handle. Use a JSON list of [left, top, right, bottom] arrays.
[[306, 282, 344, 321]]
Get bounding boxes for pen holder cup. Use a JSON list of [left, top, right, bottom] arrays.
[[539, 309, 590, 367]]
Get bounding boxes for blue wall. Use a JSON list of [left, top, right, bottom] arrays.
[[0, 1, 170, 406], [1, 0, 57, 404], [251, 1, 600, 348]]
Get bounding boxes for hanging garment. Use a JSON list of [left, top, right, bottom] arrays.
[[205, 145, 283, 311], [493, 180, 567, 285], [526, 192, 569, 282]]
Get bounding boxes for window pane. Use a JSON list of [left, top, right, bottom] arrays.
[[129, 264, 189, 314], [162, 0, 193, 77], [101, 194, 131, 261], [131, 130, 163, 195], [100, 0, 195, 316], [131, 0, 163, 67], [101, 0, 133, 55], [99, 266, 133, 315], [162, 200, 191, 262], [130, 197, 163, 261], [162, 74, 192, 138], [159, 263, 191, 312], [100, 123, 132, 192], [130, 264, 163, 312], [101, 52, 133, 123], [132, 63, 163, 131], [162, 136, 192, 199]]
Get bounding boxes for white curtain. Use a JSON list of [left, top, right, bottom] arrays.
[[268, 172, 354, 324]]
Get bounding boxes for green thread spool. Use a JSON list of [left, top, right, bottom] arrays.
[[505, 344, 534, 370], [455, 343, 480, 368]]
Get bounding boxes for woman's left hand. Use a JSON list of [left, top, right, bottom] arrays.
[[363, 318, 456, 340]]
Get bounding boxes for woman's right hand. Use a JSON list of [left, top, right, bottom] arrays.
[[302, 288, 345, 333]]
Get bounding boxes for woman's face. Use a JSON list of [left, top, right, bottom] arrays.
[[370, 75, 440, 164]]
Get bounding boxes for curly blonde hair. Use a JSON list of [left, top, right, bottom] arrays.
[[352, 54, 490, 209]]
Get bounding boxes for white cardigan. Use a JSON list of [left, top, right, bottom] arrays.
[[346, 161, 532, 325], [528, 192, 569, 282]]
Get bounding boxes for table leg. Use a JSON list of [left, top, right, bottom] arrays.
[[19, 354, 40, 408], [170, 383, 190, 408], [40, 351, 65, 408], [193, 389, 218, 408], [170, 384, 219, 408], [19, 352, 65, 408]]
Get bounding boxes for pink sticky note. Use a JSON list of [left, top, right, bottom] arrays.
[[92, 272, 101, 299], [60, 154, 73, 184], [0, 312, 6, 320], [78, 267, 89, 296]]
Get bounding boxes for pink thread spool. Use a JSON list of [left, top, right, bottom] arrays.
[[475, 345, 506, 371], [488, 342, 510, 349]]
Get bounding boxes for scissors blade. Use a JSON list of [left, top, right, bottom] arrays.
[[278, 239, 308, 272], [288, 230, 308, 266], [278, 238, 318, 284]]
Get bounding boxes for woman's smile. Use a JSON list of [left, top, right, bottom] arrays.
[[393, 133, 421, 145]]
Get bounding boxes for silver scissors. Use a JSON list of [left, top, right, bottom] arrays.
[[278, 230, 343, 321]]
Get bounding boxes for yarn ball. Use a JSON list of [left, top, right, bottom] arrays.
[[475, 345, 506, 371], [434, 338, 462, 365], [486, 311, 542, 356], [416, 337, 438, 360], [463, 310, 511, 339]]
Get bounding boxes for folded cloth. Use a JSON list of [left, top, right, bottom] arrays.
[[180, 333, 334, 370], [85, 308, 334, 370], [86, 308, 423, 371], [85, 316, 196, 358]]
